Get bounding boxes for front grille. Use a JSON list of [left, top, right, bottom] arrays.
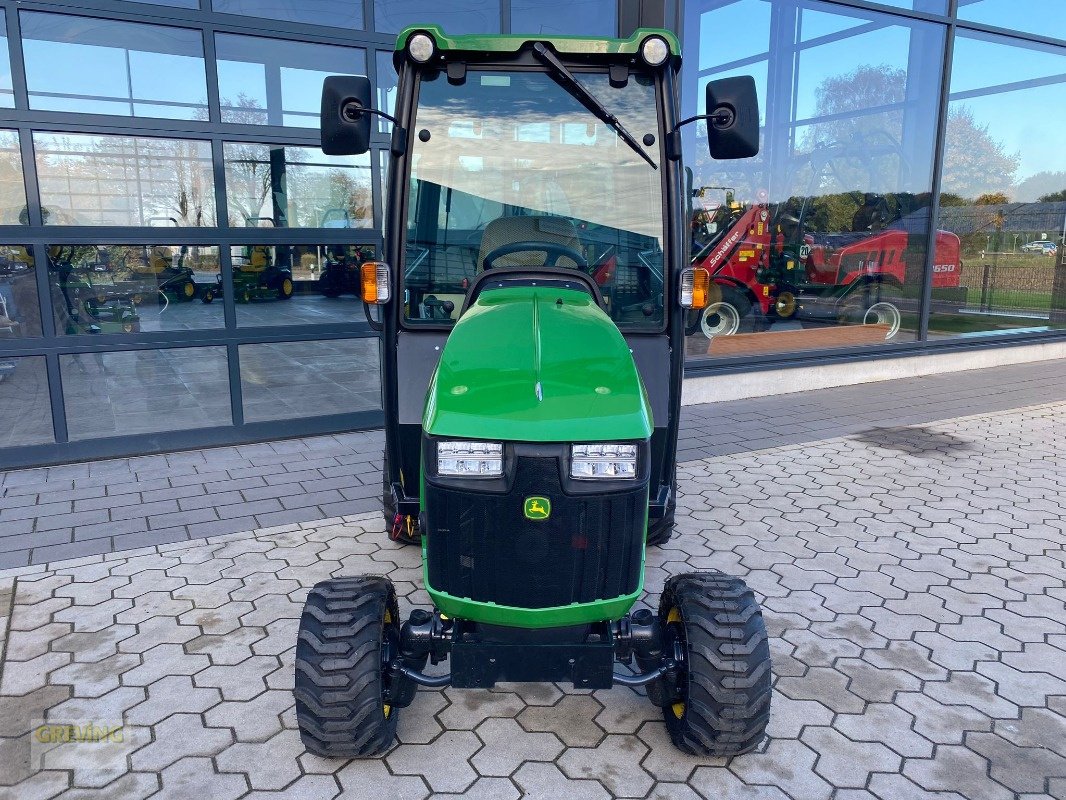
[[425, 455, 646, 609]]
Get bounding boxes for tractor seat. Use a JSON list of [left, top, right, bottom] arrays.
[[476, 216, 582, 272]]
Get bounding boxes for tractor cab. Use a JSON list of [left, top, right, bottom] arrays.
[[294, 26, 771, 760]]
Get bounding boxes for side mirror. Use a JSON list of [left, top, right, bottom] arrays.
[[706, 76, 760, 160], [321, 75, 373, 155]]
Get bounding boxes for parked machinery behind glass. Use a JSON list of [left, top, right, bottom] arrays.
[[48, 246, 141, 335]]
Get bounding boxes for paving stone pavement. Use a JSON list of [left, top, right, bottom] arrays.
[[0, 400, 1064, 799], [2, 358, 1065, 569]]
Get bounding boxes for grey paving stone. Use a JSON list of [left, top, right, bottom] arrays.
[[2, 370, 1066, 798], [30, 539, 113, 564]]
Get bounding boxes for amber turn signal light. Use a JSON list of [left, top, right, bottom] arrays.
[[679, 267, 711, 309], [360, 261, 391, 304]]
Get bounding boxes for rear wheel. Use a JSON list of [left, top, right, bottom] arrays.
[[181, 279, 196, 301], [294, 576, 401, 758], [659, 572, 771, 756], [646, 494, 675, 547], [697, 287, 759, 339], [842, 284, 903, 339], [383, 449, 420, 546]]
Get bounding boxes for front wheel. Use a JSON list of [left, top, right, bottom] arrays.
[[294, 576, 402, 758], [659, 572, 771, 756], [277, 275, 294, 300]]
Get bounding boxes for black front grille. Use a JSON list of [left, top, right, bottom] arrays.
[[425, 456, 646, 610]]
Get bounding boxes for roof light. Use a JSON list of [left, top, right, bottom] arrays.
[[640, 36, 670, 67], [408, 32, 436, 63]]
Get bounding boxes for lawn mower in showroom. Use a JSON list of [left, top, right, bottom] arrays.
[[295, 26, 771, 758]]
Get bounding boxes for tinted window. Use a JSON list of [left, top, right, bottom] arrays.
[[0, 357, 54, 446], [930, 31, 1066, 338], [34, 132, 216, 226], [20, 12, 207, 120], [233, 243, 376, 328], [957, 0, 1062, 41], [61, 347, 230, 440], [212, 0, 362, 29], [0, 244, 42, 338], [684, 0, 945, 358], [46, 244, 222, 335], [0, 11, 13, 109], [511, 0, 616, 35], [240, 339, 380, 422], [223, 142, 372, 228], [374, 0, 500, 35], [216, 34, 365, 128], [0, 130, 27, 225]]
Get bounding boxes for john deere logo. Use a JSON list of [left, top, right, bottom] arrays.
[[524, 497, 551, 521]]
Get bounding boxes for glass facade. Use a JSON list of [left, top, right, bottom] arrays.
[[215, 34, 366, 127], [681, 0, 1065, 359], [21, 12, 208, 120], [0, 0, 1061, 466]]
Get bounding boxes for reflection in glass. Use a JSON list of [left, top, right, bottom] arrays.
[[0, 356, 54, 447], [0, 245, 42, 338], [46, 245, 222, 335], [931, 31, 1066, 338], [0, 10, 13, 108], [376, 50, 397, 133], [20, 12, 208, 120], [956, 0, 1057, 41], [374, 0, 500, 34], [61, 347, 230, 440], [240, 338, 380, 422], [34, 132, 215, 226], [683, 0, 945, 358], [406, 70, 664, 330], [511, 0, 616, 35], [235, 243, 376, 327], [224, 142, 372, 228], [212, 0, 362, 28], [216, 34, 365, 128], [0, 130, 26, 225]]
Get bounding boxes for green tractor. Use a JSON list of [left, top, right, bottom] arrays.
[[295, 26, 770, 758]]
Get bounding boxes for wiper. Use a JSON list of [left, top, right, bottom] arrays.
[[532, 42, 657, 170]]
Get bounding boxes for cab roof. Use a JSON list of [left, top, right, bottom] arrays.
[[394, 25, 680, 63]]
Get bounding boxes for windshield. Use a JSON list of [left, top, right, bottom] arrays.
[[403, 67, 665, 329]]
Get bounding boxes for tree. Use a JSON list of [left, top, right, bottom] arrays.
[[1014, 171, 1066, 203], [941, 106, 1019, 201], [975, 192, 1010, 206], [805, 65, 1021, 203]]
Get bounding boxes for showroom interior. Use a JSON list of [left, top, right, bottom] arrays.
[[0, 0, 1062, 467]]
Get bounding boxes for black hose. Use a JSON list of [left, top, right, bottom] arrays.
[[392, 663, 451, 687], [612, 660, 674, 687]]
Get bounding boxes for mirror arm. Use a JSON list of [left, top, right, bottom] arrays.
[[363, 301, 383, 332], [359, 107, 398, 125], [672, 112, 734, 132], [667, 113, 736, 160]]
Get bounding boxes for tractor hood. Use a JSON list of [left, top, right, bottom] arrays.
[[423, 286, 652, 442]]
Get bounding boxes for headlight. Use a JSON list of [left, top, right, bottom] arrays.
[[407, 32, 436, 63], [571, 443, 637, 480], [437, 441, 503, 477]]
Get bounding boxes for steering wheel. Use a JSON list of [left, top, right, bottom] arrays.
[[482, 241, 588, 272]]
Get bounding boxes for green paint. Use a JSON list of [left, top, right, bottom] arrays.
[[422, 286, 653, 443], [425, 570, 644, 628], [523, 496, 551, 520], [395, 25, 680, 61]]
